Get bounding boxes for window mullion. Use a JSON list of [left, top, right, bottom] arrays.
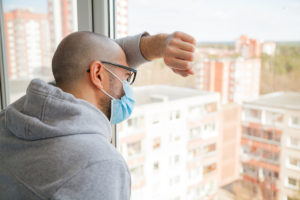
[[0, 0, 9, 110]]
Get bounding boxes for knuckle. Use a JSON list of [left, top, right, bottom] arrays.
[[173, 31, 181, 38], [166, 46, 173, 54], [183, 62, 189, 68]]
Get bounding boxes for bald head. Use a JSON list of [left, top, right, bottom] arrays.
[[52, 31, 126, 86]]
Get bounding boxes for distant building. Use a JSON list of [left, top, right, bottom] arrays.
[[241, 92, 300, 200], [118, 86, 221, 200], [195, 58, 261, 104], [235, 35, 262, 58], [3, 9, 51, 80], [47, 0, 77, 53], [116, 0, 129, 38]]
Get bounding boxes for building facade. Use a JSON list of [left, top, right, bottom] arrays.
[[4, 9, 51, 80], [117, 86, 221, 200], [241, 92, 300, 200], [195, 58, 261, 104]]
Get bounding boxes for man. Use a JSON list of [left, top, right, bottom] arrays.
[[0, 31, 195, 199]]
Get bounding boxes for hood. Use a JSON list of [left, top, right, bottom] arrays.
[[3, 79, 112, 141]]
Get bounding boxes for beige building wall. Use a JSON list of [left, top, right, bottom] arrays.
[[279, 110, 300, 200], [218, 103, 242, 187]]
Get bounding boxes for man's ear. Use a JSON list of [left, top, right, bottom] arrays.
[[89, 61, 105, 90]]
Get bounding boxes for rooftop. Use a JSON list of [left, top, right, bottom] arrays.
[[244, 92, 300, 110], [133, 85, 218, 106]]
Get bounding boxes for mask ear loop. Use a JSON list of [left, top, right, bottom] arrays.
[[100, 65, 123, 100], [102, 65, 123, 83], [101, 88, 116, 100]]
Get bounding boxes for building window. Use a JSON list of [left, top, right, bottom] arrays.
[[127, 116, 145, 129], [203, 143, 216, 154], [170, 110, 180, 120], [290, 116, 300, 129], [265, 111, 283, 125], [287, 157, 300, 170], [287, 136, 300, 149], [130, 165, 144, 184], [286, 177, 299, 189], [127, 140, 142, 156], [203, 163, 216, 176], [244, 108, 262, 122], [189, 127, 201, 140], [153, 137, 161, 150], [204, 102, 218, 113], [153, 161, 159, 171]]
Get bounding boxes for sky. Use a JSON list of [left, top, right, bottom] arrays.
[[2, 0, 300, 42], [128, 0, 300, 42], [3, 0, 47, 13]]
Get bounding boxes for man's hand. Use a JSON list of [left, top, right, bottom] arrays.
[[163, 32, 196, 77], [140, 31, 196, 77]]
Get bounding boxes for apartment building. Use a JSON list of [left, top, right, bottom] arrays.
[[48, 0, 77, 53], [235, 35, 262, 58], [116, 0, 129, 38], [3, 9, 51, 80], [117, 85, 221, 200], [241, 92, 300, 200], [195, 57, 261, 104]]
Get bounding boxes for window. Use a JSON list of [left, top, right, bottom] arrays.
[[130, 165, 144, 184], [128, 116, 145, 129], [290, 116, 300, 129], [287, 157, 300, 170], [114, 0, 300, 199], [203, 163, 216, 177], [153, 137, 161, 150], [287, 136, 300, 149], [265, 111, 283, 125], [170, 110, 180, 120], [203, 143, 216, 154], [2, 0, 78, 103], [127, 140, 142, 156], [286, 177, 299, 189], [244, 108, 262, 122], [204, 102, 218, 113]]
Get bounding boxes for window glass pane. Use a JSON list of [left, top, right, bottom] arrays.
[[3, 0, 78, 102], [115, 0, 300, 200]]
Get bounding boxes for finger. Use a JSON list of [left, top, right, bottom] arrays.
[[166, 47, 194, 61], [164, 57, 193, 71], [173, 31, 196, 44], [170, 38, 195, 52], [172, 68, 190, 77]]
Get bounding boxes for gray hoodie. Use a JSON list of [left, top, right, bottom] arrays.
[[0, 33, 148, 200]]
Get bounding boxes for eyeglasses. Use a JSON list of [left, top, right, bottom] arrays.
[[87, 60, 137, 85]]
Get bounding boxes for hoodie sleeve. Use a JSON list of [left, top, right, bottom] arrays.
[[51, 159, 131, 200], [115, 32, 150, 69]]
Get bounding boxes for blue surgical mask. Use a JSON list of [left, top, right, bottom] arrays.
[[100, 67, 135, 124]]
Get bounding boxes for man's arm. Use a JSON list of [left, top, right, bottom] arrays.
[[116, 31, 196, 77], [51, 160, 131, 200], [115, 32, 150, 69]]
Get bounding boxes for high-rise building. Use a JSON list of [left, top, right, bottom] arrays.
[[118, 86, 221, 200], [3, 9, 51, 80], [116, 0, 129, 38], [241, 92, 300, 200], [195, 58, 261, 104], [235, 35, 262, 58], [47, 0, 77, 53]]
